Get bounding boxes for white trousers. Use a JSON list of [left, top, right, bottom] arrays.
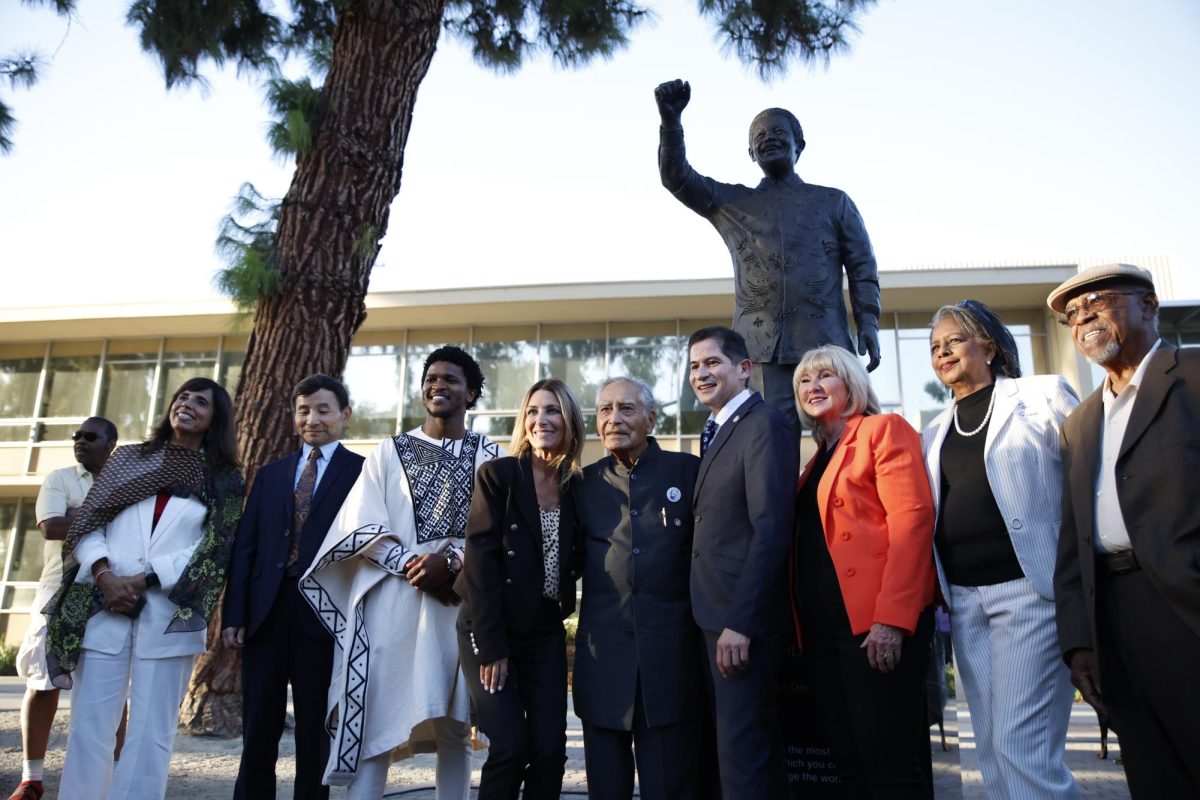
[[59, 625, 195, 800], [950, 578, 1080, 800], [346, 717, 472, 800]]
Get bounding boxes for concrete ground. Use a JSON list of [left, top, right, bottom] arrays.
[[0, 676, 1131, 798]]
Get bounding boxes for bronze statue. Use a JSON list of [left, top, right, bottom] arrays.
[[656, 79, 882, 426]]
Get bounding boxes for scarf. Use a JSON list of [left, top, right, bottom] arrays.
[[43, 442, 245, 688]]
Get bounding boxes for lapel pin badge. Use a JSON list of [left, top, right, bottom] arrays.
[[666, 487, 682, 502]]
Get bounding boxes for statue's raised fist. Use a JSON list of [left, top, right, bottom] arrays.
[[654, 79, 691, 121]]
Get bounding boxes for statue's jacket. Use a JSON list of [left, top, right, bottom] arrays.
[[660, 126, 881, 364]]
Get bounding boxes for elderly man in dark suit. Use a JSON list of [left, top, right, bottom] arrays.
[[656, 79, 882, 429], [572, 376, 706, 800], [686, 326, 798, 799], [222, 374, 364, 800], [1049, 263, 1200, 799]]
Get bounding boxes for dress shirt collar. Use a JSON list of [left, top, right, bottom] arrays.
[[755, 172, 804, 191], [709, 388, 753, 429], [1102, 338, 1162, 405], [301, 440, 341, 463]]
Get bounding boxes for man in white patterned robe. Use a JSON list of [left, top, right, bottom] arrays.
[[303, 347, 501, 800]]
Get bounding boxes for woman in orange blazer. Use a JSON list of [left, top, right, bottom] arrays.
[[791, 345, 936, 799]]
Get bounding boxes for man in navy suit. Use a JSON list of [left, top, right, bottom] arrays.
[[686, 326, 798, 799], [222, 374, 365, 800]]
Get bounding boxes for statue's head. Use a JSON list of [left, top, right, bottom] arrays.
[[748, 108, 805, 177]]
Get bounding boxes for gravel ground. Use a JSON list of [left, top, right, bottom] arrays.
[[0, 710, 590, 799]]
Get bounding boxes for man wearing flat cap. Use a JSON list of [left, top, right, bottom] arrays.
[[1049, 262, 1200, 798]]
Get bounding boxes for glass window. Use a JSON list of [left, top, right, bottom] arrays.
[[41, 355, 100, 418], [155, 352, 218, 420], [0, 499, 15, 580], [0, 425, 31, 443], [470, 415, 518, 439], [898, 326, 950, 431], [0, 356, 44, 418], [539, 324, 606, 411], [343, 345, 402, 438], [100, 361, 156, 441], [1009, 325, 1036, 378], [869, 328, 901, 408], [610, 320, 676, 341], [1, 587, 37, 612], [37, 423, 79, 443], [7, 502, 42, 583], [220, 341, 247, 396], [473, 327, 538, 413], [610, 336, 682, 436]]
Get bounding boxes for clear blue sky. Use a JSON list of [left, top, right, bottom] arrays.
[[2, 0, 1198, 306]]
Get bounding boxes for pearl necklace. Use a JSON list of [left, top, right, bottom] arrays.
[[952, 385, 996, 437]]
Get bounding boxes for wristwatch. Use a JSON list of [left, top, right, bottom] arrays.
[[444, 550, 463, 577], [144, 570, 161, 590]]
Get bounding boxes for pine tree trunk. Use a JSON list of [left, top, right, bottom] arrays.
[[178, 0, 449, 736]]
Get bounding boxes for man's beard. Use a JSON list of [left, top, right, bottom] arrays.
[[425, 403, 461, 419], [1086, 339, 1121, 366]]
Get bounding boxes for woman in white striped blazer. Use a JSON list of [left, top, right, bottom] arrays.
[[923, 301, 1081, 800]]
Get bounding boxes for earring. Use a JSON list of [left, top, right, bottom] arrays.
[[986, 360, 992, 365]]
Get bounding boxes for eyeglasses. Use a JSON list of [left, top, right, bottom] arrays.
[[72, 431, 100, 443], [1059, 290, 1146, 327]]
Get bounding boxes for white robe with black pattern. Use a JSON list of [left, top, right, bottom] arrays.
[[301, 428, 501, 785]]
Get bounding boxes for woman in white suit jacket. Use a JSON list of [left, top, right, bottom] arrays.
[[47, 378, 244, 800], [924, 301, 1081, 800]]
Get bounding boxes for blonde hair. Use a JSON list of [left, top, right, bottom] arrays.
[[509, 378, 586, 485], [792, 345, 881, 439]]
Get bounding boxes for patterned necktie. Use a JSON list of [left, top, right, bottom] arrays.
[[700, 419, 718, 456], [288, 447, 323, 569]]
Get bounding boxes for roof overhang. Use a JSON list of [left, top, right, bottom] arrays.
[[0, 264, 1085, 342]]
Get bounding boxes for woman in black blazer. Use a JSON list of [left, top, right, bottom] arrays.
[[457, 378, 586, 800]]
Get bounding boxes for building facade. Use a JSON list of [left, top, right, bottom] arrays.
[[1, 264, 1195, 646]]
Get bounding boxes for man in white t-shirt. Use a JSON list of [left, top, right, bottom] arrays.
[[11, 417, 118, 800], [303, 346, 501, 800]]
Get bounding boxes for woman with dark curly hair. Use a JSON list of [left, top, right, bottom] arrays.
[[48, 377, 244, 800]]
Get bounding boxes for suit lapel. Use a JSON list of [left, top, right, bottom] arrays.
[[1119, 345, 1178, 461], [694, 393, 760, 501], [1070, 390, 1104, 540], [816, 415, 861, 544], [152, 494, 187, 541], [983, 377, 1019, 463], [310, 444, 349, 515], [136, 495, 153, 550], [279, 450, 302, 516], [513, 455, 543, 534], [923, 408, 952, 510]]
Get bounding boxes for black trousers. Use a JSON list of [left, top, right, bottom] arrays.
[[701, 628, 787, 800], [755, 361, 801, 434], [233, 577, 334, 800], [1099, 568, 1200, 799], [804, 609, 934, 800], [459, 599, 567, 800], [581, 676, 704, 800]]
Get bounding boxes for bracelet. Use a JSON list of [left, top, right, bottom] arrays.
[[94, 567, 113, 581]]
